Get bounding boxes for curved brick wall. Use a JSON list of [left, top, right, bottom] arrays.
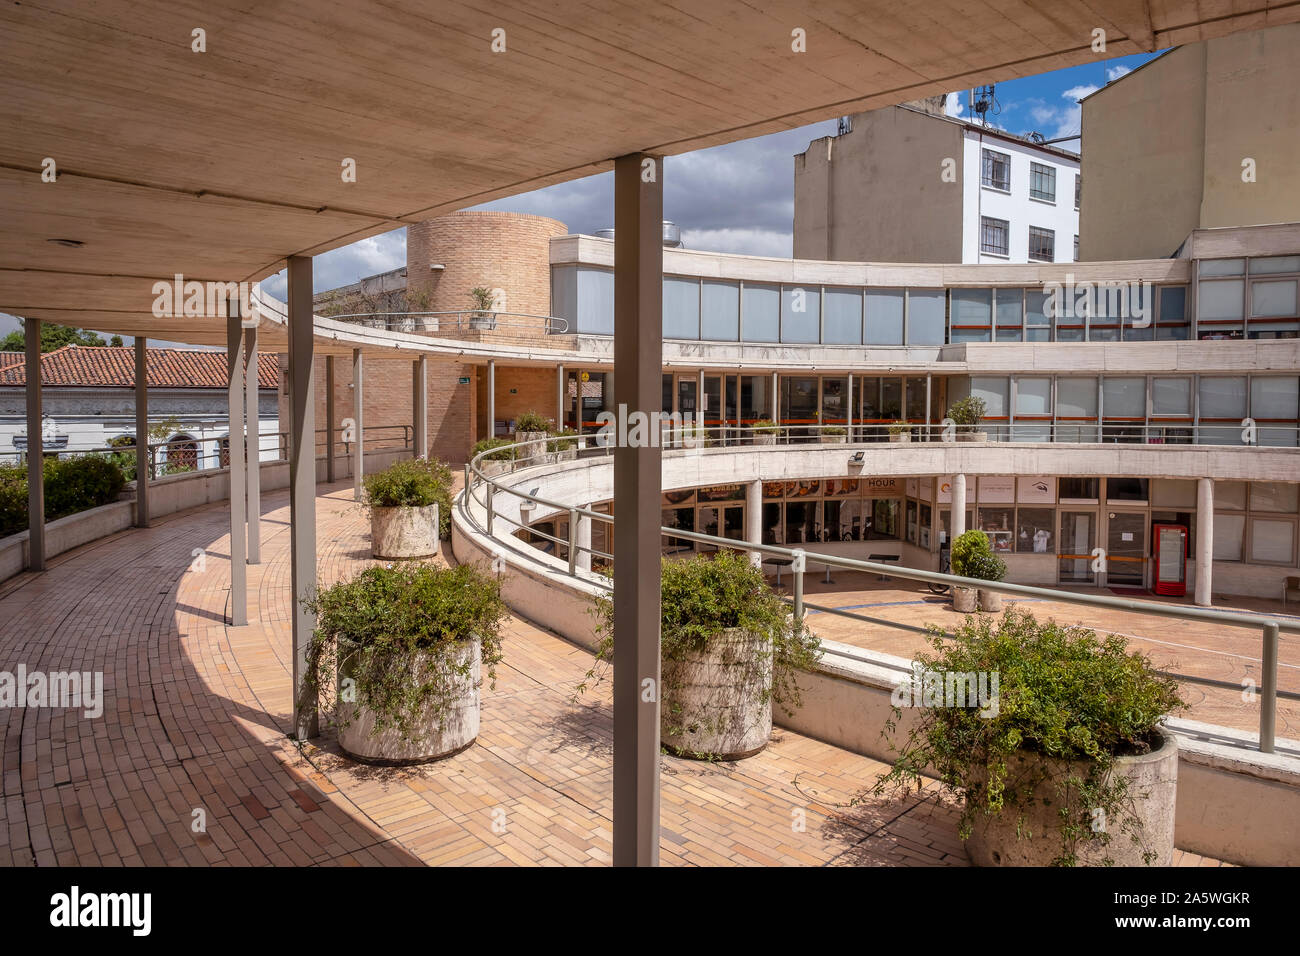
[[406, 210, 567, 316]]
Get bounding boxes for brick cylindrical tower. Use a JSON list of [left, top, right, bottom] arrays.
[[406, 210, 567, 316]]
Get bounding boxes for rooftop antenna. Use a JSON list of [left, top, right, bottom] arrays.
[[970, 84, 999, 126]]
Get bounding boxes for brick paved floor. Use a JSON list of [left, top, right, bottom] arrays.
[[0, 481, 1225, 866]]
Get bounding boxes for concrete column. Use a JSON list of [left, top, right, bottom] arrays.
[[325, 355, 336, 482], [244, 323, 261, 565], [952, 473, 967, 541], [557, 363, 565, 430], [746, 479, 762, 569], [696, 368, 704, 432], [487, 359, 496, 439], [24, 320, 44, 571], [134, 338, 149, 528], [288, 256, 318, 740], [576, 508, 592, 573], [413, 356, 428, 458], [771, 370, 779, 422], [226, 309, 247, 626], [1196, 477, 1214, 607], [352, 348, 364, 501], [846, 373, 853, 440], [612, 151, 663, 868]]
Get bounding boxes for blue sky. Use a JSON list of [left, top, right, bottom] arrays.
[[4, 49, 1164, 342]]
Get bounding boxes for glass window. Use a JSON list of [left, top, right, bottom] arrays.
[[1017, 508, 1056, 553], [784, 500, 818, 544], [1028, 227, 1055, 263], [1102, 377, 1145, 418], [781, 285, 820, 344], [1157, 286, 1188, 340], [663, 276, 700, 339], [1212, 513, 1245, 561], [1250, 482, 1299, 513], [663, 508, 695, 549], [1152, 377, 1191, 416], [951, 288, 992, 343], [1060, 477, 1099, 501], [824, 498, 862, 541], [1152, 479, 1196, 509], [781, 376, 819, 424], [1198, 280, 1245, 320], [906, 500, 919, 545], [970, 377, 1009, 418], [1250, 518, 1295, 564], [1074, 173, 1081, 209], [1250, 280, 1297, 318], [866, 499, 900, 540], [980, 217, 1009, 256], [572, 266, 614, 334], [739, 375, 771, 422], [742, 282, 780, 342], [1250, 256, 1300, 274], [822, 377, 849, 423], [1029, 162, 1056, 202], [1025, 290, 1051, 341], [860, 377, 882, 421], [1216, 481, 1247, 510], [880, 378, 903, 419], [978, 507, 1015, 554], [995, 288, 1023, 331], [865, 289, 904, 345], [905, 378, 927, 420], [701, 279, 740, 341], [823, 287, 862, 344], [1250, 376, 1299, 447], [1199, 377, 1247, 446], [1200, 259, 1246, 277], [762, 502, 783, 544], [1107, 478, 1149, 502], [981, 149, 1010, 190], [908, 289, 946, 345], [1015, 377, 1052, 416]]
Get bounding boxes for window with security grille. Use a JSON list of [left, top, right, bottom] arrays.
[[981, 148, 1010, 190], [1029, 162, 1056, 201], [981, 217, 1009, 256], [1029, 226, 1055, 262], [1075, 174, 1081, 209]]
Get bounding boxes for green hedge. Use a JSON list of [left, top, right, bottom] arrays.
[[0, 455, 128, 538]]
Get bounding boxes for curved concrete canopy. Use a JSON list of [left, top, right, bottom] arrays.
[[2, 2, 1296, 344]]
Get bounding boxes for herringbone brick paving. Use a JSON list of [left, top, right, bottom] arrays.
[[0, 480, 1223, 866]]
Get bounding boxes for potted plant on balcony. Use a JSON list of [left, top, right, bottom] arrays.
[[948, 396, 988, 443], [580, 551, 821, 759], [888, 420, 912, 443], [472, 437, 516, 478], [820, 425, 847, 444], [949, 528, 992, 613], [750, 419, 779, 446], [302, 562, 507, 764], [363, 457, 451, 558], [875, 609, 1184, 866], [514, 409, 551, 460], [468, 286, 497, 330]]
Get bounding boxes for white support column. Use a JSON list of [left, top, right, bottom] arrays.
[[244, 322, 261, 565], [325, 355, 336, 482], [288, 256, 318, 740], [846, 373, 853, 441], [414, 355, 428, 458], [24, 320, 44, 571], [352, 348, 364, 501], [1196, 477, 1214, 607], [576, 508, 592, 573], [557, 363, 566, 431], [487, 359, 496, 439], [134, 338, 149, 528], [696, 368, 704, 432], [226, 309, 248, 626], [952, 474, 967, 541], [746, 479, 762, 570]]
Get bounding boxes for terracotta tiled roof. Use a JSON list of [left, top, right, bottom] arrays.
[[0, 346, 279, 389]]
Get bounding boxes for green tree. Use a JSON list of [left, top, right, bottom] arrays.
[[0, 318, 108, 352]]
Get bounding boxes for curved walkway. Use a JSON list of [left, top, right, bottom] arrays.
[[0, 482, 1222, 866]]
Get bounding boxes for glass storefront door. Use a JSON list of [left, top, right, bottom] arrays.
[[1058, 510, 1097, 584], [1105, 511, 1148, 587]]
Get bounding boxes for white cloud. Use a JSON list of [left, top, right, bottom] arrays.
[[1106, 65, 1131, 82], [1061, 84, 1099, 103], [679, 228, 792, 258], [944, 92, 965, 117]]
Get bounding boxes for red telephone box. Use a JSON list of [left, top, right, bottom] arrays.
[[1152, 524, 1188, 596]]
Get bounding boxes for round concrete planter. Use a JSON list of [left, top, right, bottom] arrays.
[[889, 433, 911, 443], [956, 430, 988, 443], [370, 503, 439, 559], [751, 432, 777, 445], [479, 458, 513, 478], [661, 627, 774, 760], [952, 586, 978, 612], [977, 587, 1003, 612], [516, 431, 549, 460], [966, 728, 1178, 866], [819, 434, 847, 444], [336, 638, 482, 764]]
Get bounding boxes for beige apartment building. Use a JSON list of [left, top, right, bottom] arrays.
[[1080, 23, 1300, 261]]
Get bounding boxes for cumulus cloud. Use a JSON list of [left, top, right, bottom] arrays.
[[1106, 65, 1132, 81]]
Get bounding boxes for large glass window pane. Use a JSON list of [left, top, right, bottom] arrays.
[[781, 376, 819, 425], [1251, 280, 1297, 317], [1156, 286, 1188, 340], [739, 375, 771, 421], [1250, 256, 1300, 274], [1015, 377, 1052, 416], [823, 287, 862, 344], [865, 289, 904, 345], [1201, 259, 1246, 276], [742, 282, 780, 342], [1212, 513, 1245, 561], [905, 378, 927, 420], [1251, 482, 1299, 513], [996, 288, 1023, 327], [951, 289, 992, 328], [1199, 377, 1247, 443], [1250, 519, 1295, 564], [880, 378, 903, 420], [701, 279, 740, 341], [1107, 478, 1149, 502], [663, 276, 700, 339], [970, 377, 1008, 417], [1152, 377, 1191, 416], [574, 266, 614, 334], [1059, 477, 1099, 501], [1017, 508, 1056, 553], [1216, 481, 1247, 510], [822, 376, 849, 423], [781, 285, 820, 343], [866, 499, 901, 540], [1123, 283, 1154, 341], [1198, 279, 1245, 320], [908, 289, 946, 345], [860, 377, 882, 421], [978, 507, 1015, 554], [1102, 377, 1145, 417], [1025, 290, 1051, 341], [1153, 479, 1196, 509], [1250, 376, 1298, 447]]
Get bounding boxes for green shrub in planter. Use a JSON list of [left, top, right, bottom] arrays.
[[302, 562, 507, 744], [822, 425, 846, 436], [547, 428, 579, 452], [581, 551, 821, 757], [948, 395, 987, 429], [0, 455, 127, 538], [0, 466, 25, 537], [965, 551, 1006, 583], [362, 457, 453, 538], [472, 437, 516, 462], [874, 608, 1185, 866], [514, 410, 551, 433], [750, 419, 779, 434], [887, 420, 911, 435], [950, 528, 994, 577]]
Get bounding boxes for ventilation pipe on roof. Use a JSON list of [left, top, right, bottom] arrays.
[[593, 221, 683, 248]]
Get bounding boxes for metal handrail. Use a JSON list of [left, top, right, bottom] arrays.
[[463, 432, 1297, 754], [323, 310, 570, 335]]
